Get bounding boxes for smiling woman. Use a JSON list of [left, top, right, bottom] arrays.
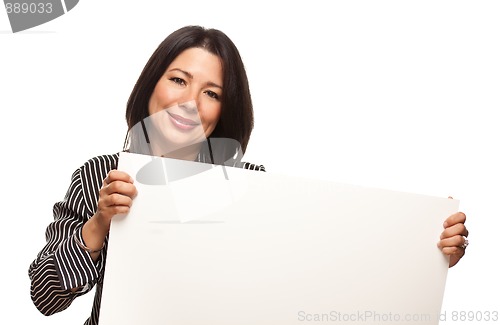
[[27, 24, 469, 325], [27, 25, 265, 325]]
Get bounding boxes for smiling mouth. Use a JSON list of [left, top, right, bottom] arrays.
[[167, 112, 200, 130]]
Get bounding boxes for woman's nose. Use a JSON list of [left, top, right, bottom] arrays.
[[178, 99, 198, 114]]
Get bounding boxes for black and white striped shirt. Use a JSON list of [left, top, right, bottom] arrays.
[[28, 153, 265, 325]]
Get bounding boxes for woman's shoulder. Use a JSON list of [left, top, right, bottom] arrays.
[[240, 162, 266, 172], [78, 153, 120, 174]]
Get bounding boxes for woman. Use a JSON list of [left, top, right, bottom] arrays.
[[28, 25, 468, 325], [28, 25, 264, 325]]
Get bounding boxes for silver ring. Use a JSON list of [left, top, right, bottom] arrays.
[[460, 237, 469, 249]]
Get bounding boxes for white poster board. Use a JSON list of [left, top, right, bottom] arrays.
[[99, 152, 458, 325]]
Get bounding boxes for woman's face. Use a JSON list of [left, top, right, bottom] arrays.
[[148, 47, 223, 155]]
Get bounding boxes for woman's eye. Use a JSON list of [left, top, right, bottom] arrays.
[[169, 77, 185, 85], [205, 90, 219, 100]]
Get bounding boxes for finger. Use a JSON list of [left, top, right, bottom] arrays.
[[96, 194, 134, 222], [101, 181, 137, 198], [104, 170, 134, 185], [440, 223, 469, 239], [437, 234, 468, 249], [97, 205, 132, 220], [442, 246, 466, 256], [443, 211, 466, 228], [103, 193, 134, 208]]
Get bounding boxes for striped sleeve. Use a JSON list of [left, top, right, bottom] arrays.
[[28, 154, 118, 316]]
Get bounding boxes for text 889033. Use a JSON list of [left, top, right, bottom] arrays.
[[5, 2, 53, 14]]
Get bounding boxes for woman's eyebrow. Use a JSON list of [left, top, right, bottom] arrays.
[[168, 68, 222, 89], [206, 81, 223, 90], [168, 68, 193, 79]]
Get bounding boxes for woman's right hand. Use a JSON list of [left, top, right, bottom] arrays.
[[95, 170, 138, 232], [80, 170, 137, 263]]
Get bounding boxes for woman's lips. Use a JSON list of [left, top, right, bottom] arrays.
[[167, 112, 200, 131]]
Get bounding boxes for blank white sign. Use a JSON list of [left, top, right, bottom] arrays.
[[99, 152, 458, 325]]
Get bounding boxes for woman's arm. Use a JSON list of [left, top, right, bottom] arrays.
[[28, 167, 102, 315], [28, 155, 128, 315]]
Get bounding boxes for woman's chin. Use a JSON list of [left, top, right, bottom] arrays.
[[154, 136, 204, 158]]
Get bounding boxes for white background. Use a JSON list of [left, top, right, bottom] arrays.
[[1, 1, 498, 324]]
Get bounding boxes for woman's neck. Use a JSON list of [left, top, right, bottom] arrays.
[[152, 142, 201, 161]]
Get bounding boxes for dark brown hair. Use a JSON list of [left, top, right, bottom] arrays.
[[124, 25, 254, 154]]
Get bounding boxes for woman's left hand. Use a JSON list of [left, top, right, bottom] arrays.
[[437, 211, 468, 268]]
